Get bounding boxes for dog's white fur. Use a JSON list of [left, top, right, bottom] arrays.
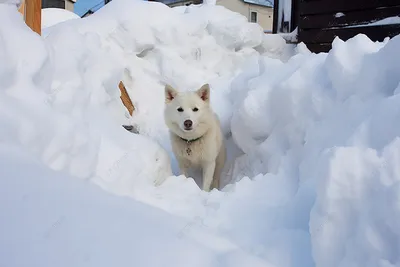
[[164, 84, 226, 192]]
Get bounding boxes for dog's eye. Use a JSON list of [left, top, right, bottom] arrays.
[[177, 107, 184, 112], [193, 107, 199, 112]]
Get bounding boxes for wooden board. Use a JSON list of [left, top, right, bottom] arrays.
[[299, 24, 400, 44], [119, 81, 135, 116], [300, 6, 400, 29], [25, 0, 41, 35], [300, 0, 400, 15]]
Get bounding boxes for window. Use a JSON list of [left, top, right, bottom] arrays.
[[250, 11, 257, 23], [42, 0, 65, 9]]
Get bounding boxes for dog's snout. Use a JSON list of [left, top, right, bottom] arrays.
[[184, 120, 193, 129]]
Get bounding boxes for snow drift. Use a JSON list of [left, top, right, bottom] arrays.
[[1, 0, 400, 267], [41, 8, 80, 29]]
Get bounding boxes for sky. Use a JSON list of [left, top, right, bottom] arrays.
[[74, 0, 105, 16], [74, 0, 150, 16]]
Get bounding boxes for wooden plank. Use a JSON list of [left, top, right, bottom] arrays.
[[300, 0, 400, 15], [300, 6, 400, 29], [119, 81, 135, 116], [25, 0, 42, 35], [299, 24, 400, 43]]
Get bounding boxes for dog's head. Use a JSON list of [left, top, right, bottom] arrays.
[[164, 83, 212, 138]]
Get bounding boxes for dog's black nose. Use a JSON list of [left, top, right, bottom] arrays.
[[184, 120, 193, 129]]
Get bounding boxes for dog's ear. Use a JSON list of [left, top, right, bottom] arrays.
[[196, 84, 210, 103], [165, 84, 178, 103]]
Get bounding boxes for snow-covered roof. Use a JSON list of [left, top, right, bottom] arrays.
[[243, 0, 273, 7]]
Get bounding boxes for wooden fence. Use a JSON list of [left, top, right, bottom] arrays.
[[297, 0, 400, 53]]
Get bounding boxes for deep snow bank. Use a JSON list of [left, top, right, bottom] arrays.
[[0, 3, 172, 195], [0, 144, 270, 267], [39, 0, 294, 188], [229, 34, 400, 267]]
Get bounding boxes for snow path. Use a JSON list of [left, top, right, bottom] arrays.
[[0, 144, 272, 267]]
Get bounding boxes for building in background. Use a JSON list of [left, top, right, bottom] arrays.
[[42, 0, 76, 12], [216, 0, 273, 32], [149, 0, 273, 31]]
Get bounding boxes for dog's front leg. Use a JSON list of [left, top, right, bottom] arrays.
[[202, 162, 216, 192], [178, 160, 189, 178]]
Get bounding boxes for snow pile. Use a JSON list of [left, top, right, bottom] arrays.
[[2, 0, 400, 267], [229, 34, 400, 267], [0, 144, 271, 267], [0, 3, 172, 196], [1, 0, 292, 196], [39, 0, 291, 187], [42, 8, 80, 29]]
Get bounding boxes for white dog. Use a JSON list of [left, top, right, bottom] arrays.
[[164, 83, 226, 192]]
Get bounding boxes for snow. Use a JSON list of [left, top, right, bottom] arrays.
[[203, 0, 216, 5], [279, 27, 298, 43], [335, 12, 345, 18], [2, 0, 400, 266], [0, 144, 267, 267], [0, 0, 20, 6], [41, 8, 80, 29]]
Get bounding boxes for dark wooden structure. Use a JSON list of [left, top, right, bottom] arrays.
[[273, 0, 298, 34], [274, 0, 400, 53]]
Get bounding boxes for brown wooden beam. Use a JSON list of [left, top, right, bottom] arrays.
[[25, 0, 42, 35], [119, 81, 135, 116]]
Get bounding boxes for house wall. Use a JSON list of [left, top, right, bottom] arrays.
[[65, 0, 74, 12], [216, 0, 273, 31]]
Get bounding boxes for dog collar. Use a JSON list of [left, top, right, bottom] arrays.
[[180, 136, 202, 143]]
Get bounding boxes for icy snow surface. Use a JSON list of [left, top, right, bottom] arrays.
[[2, 0, 400, 267]]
